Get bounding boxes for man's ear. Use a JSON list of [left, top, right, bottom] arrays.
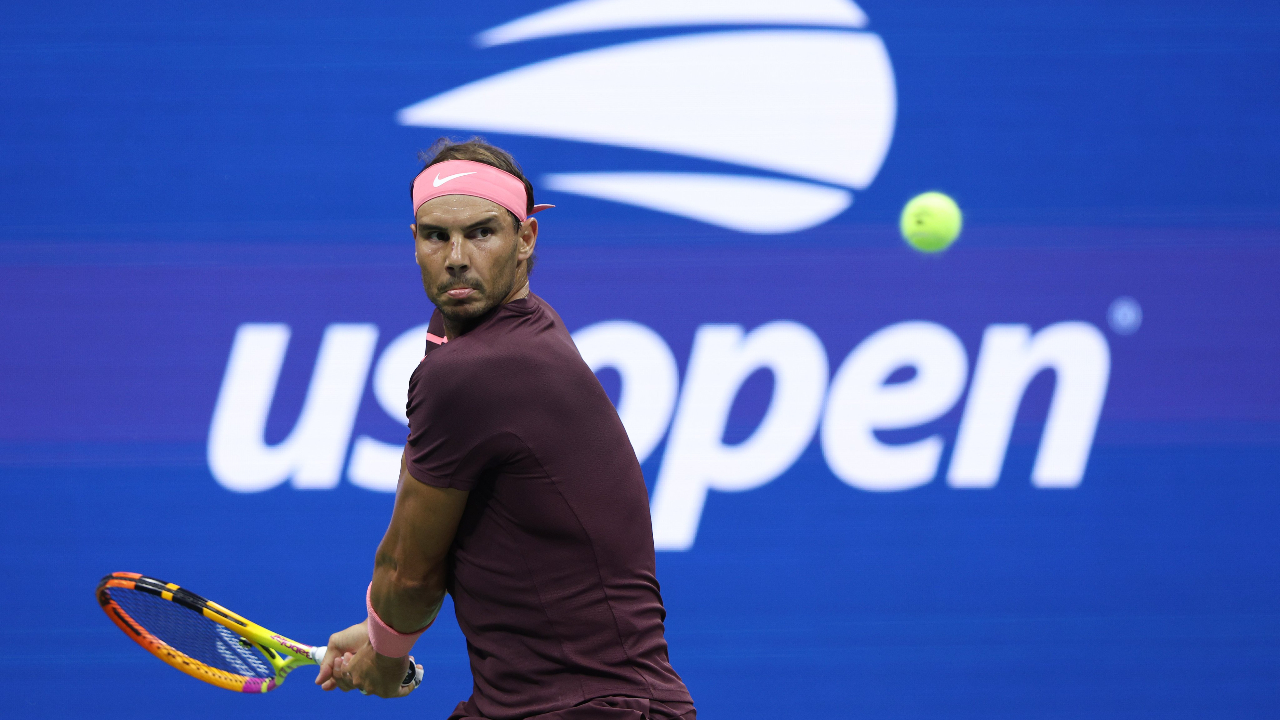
[[518, 218, 538, 260]]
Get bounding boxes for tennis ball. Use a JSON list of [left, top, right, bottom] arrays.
[[900, 192, 963, 253]]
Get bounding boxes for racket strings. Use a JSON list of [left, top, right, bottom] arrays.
[[110, 588, 275, 679]]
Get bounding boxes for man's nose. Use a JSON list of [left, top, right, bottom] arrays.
[[446, 236, 469, 273]]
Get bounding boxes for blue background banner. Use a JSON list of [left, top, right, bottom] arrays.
[[3, 1, 1279, 718]]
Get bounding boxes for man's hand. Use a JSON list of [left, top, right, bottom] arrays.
[[315, 620, 367, 691], [332, 642, 421, 698], [315, 620, 422, 697]]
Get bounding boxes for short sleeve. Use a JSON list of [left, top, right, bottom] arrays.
[[404, 349, 512, 491]]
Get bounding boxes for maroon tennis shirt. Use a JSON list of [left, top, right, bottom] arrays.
[[405, 293, 693, 720]]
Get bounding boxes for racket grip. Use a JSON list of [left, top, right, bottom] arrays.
[[403, 659, 424, 689], [311, 645, 327, 664]]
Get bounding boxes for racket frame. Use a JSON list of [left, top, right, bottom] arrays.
[[97, 572, 323, 693]]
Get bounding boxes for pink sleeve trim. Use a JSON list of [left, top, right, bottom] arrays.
[[366, 583, 429, 658]]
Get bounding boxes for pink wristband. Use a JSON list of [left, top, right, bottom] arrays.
[[366, 583, 429, 658]]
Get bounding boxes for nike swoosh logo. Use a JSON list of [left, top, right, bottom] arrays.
[[433, 171, 478, 187]]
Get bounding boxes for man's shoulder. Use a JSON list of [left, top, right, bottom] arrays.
[[432, 301, 571, 373], [473, 296, 575, 353]]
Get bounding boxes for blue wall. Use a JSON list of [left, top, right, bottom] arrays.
[[3, 2, 1279, 718]]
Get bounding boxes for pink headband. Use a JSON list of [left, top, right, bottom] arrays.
[[412, 159, 553, 222]]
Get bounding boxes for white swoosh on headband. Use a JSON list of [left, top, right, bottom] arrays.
[[433, 171, 478, 187]]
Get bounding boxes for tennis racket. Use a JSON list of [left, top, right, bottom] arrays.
[[97, 572, 424, 693]]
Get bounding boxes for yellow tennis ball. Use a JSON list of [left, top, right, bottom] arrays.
[[900, 192, 963, 253]]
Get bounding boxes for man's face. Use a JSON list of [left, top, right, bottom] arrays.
[[412, 194, 536, 331]]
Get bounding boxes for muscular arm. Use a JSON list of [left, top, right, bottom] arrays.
[[318, 451, 468, 696], [371, 450, 469, 632]]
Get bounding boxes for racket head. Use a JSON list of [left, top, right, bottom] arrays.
[[96, 572, 317, 693]]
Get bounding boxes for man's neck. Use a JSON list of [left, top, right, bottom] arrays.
[[507, 279, 530, 304]]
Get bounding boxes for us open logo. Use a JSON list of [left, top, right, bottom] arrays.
[[210, 317, 1110, 550], [396, 0, 897, 234]]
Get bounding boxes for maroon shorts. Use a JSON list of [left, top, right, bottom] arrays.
[[447, 696, 696, 720]]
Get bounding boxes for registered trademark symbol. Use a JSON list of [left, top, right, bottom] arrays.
[[1107, 296, 1142, 335]]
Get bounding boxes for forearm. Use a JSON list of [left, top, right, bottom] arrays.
[[370, 550, 445, 633]]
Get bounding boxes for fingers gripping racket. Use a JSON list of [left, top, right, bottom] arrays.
[[97, 572, 424, 693]]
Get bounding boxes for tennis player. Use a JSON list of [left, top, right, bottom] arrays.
[[315, 139, 695, 720]]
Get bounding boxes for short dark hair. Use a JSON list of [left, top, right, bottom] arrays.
[[413, 137, 537, 273]]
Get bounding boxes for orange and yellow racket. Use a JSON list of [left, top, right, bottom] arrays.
[[97, 572, 422, 693]]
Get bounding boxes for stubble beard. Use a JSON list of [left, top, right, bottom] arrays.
[[431, 252, 520, 332]]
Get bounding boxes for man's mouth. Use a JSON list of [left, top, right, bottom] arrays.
[[445, 287, 476, 299]]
